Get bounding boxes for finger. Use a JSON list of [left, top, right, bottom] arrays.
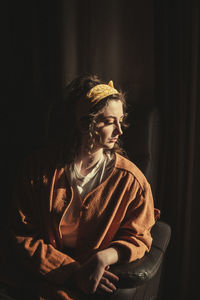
[[97, 282, 114, 294], [89, 278, 100, 294], [89, 268, 105, 293], [103, 270, 119, 282], [100, 276, 117, 292]]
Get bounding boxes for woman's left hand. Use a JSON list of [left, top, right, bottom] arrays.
[[96, 266, 119, 294], [71, 248, 119, 294]]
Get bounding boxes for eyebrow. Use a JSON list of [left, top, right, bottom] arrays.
[[102, 114, 124, 119]]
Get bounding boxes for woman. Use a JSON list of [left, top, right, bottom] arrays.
[[0, 75, 159, 300]]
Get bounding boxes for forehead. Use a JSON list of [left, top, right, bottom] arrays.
[[102, 100, 123, 117]]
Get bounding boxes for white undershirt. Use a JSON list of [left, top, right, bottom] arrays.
[[72, 153, 114, 198]]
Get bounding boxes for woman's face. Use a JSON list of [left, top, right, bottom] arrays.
[[94, 100, 124, 150]]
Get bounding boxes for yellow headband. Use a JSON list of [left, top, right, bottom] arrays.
[[86, 80, 119, 106]]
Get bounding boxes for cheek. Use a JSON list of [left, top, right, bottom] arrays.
[[98, 127, 111, 141]]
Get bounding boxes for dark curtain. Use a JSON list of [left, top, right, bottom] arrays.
[[3, 1, 200, 299], [2, 1, 63, 224], [61, 0, 155, 105], [155, 1, 200, 299]]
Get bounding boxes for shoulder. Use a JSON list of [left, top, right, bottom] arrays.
[[115, 153, 149, 190]]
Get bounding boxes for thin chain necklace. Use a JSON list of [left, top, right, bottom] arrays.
[[73, 154, 105, 182]]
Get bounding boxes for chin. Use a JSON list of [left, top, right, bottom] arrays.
[[96, 141, 115, 150], [103, 143, 115, 149]]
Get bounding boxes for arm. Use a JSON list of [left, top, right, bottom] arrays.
[[7, 158, 79, 286], [10, 226, 79, 285], [71, 180, 158, 294], [109, 180, 159, 263]]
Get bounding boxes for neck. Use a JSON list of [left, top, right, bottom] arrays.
[[75, 145, 104, 176]]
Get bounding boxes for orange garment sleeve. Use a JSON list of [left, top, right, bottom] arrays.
[[109, 180, 159, 262], [8, 159, 79, 286]]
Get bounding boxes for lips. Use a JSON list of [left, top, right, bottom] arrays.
[[109, 138, 118, 142]]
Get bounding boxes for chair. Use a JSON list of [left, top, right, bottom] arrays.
[[107, 220, 171, 300]]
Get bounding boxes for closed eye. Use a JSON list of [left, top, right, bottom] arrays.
[[96, 114, 128, 128], [104, 120, 115, 125]]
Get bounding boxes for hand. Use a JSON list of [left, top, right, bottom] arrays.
[[71, 250, 119, 294], [96, 266, 119, 295]]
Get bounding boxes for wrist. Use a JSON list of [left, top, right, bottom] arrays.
[[96, 250, 108, 268], [96, 247, 119, 267]]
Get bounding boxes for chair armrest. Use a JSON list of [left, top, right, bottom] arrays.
[[110, 221, 171, 288]]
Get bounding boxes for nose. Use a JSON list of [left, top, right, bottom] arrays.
[[115, 122, 123, 136]]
